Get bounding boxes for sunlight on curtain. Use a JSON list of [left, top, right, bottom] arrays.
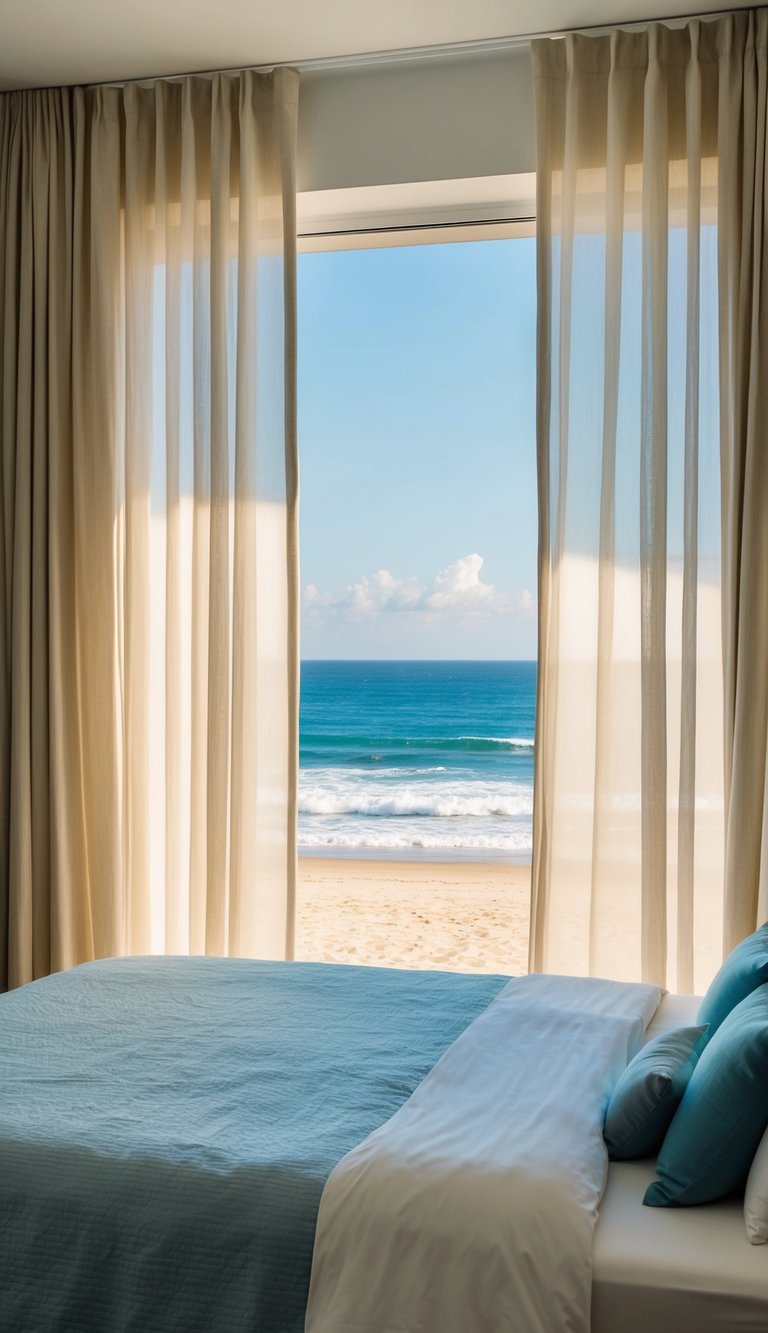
[[531, 19, 741, 991], [0, 70, 299, 987], [104, 73, 299, 962]]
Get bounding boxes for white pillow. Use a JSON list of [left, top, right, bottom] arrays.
[[744, 1124, 768, 1244]]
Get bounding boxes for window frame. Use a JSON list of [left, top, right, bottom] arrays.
[[297, 172, 536, 252]]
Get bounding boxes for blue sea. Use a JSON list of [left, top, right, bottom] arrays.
[[299, 661, 536, 861]]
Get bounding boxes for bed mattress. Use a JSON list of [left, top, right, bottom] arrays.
[[592, 994, 768, 1333]]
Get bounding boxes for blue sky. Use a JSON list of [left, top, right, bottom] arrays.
[[297, 237, 538, 660]]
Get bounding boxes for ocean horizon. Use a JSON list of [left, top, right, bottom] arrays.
[[299, 660, 536, 863]]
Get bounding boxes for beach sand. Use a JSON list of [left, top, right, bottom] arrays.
[[296, 857, 531, 976]]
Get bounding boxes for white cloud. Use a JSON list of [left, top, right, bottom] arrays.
[[424, 553, 495, 610], [303, 554, 535, 623]]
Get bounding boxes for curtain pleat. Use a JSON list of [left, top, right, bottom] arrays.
[[589, 39, 627, 970], [0, 68, 299, 990], [639, 26, 670, 983], [718, 13, 768, 952], [531, 14, 762, 989], [677, 30, 703, 992]]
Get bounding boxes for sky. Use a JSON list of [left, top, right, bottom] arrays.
[[297, 236, 538, 660]]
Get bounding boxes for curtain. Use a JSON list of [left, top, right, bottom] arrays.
[[531, 12, 766, 991], [0, 69, 299, 990], [719, 14, 768, 954]]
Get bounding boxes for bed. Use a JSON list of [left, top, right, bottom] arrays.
[[0, 956, 506, 1332], [0, 957, 766, 1332], [592, 994, 768, 1333]]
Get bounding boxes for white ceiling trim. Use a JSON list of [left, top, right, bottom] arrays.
[[273, 7, 738, 72], [0, 1, 752, 93], [93, 9, 734, 86]]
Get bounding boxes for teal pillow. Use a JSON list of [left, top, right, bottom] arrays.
[[644, 985, 768, 1207], [604, 1025, 709, 1160], [698, 922, 768, 1035]]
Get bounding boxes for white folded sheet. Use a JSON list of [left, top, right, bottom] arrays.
[[306, 972, 661, 1333]]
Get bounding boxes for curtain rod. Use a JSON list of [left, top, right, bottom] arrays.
[[72, 5, 745, 91]]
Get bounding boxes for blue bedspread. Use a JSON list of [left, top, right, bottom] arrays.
[[0, 956, 506, 1332]]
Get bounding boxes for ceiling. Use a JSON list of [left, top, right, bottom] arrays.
[[0, 0, 747, 92]]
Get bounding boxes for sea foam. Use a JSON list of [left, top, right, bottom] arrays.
[[298, 825, 533, 854], [299, 775, 533, 820]]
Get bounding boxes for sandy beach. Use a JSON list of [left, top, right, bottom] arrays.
[[296, 857, 531, 976]]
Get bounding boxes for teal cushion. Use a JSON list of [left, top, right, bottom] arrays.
[[604, 1025, 709, 1160], [698, 922, 768, 1035], [644, 985, 768, 1207]]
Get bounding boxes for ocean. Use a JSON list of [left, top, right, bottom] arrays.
[[299, 661, 536, 862]]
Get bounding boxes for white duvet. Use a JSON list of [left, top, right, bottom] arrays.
[[305, 973, 661, 1333]]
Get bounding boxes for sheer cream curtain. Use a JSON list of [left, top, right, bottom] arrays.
[[531, 12, 767, 991], [0, 69, 299, 990]]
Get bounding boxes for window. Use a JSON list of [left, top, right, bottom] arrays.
[[295, 222, 537, 973]]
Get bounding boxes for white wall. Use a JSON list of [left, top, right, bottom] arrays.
[[297, 46, 535, 193]]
